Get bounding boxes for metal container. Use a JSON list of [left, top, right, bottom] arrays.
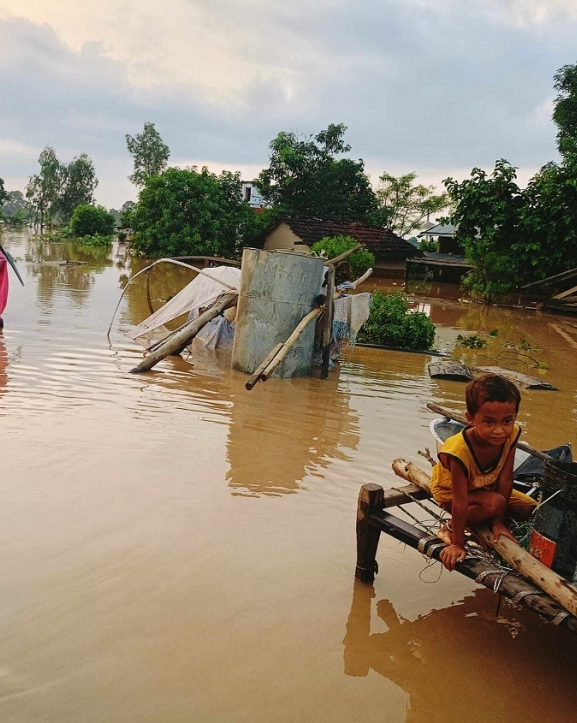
[[530, 459, 577, 582], [232, 248, 325, 378]]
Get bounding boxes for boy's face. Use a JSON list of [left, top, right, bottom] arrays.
[[466, 400, 517, 446]]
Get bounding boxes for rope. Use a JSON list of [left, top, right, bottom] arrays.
[[475, 568, 511, 592], [511, 589, 544, 604], [389, 487, 446, 522], [552, 611, 569, 626]]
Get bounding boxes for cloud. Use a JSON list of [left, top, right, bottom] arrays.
[[0, 2, 576, 206]]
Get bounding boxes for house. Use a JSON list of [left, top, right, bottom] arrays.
[[410, 223, 472, 282], [241, 182, 266, 210], [263, 217, 423, 276], [417, 222, 461, 255]]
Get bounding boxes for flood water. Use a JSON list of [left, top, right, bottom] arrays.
[[1, 231, 577, 723]]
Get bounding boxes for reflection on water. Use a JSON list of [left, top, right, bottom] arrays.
[[343, 581, 577, 723], [226, 370, 359, 496], [0, 230, 576, 722]]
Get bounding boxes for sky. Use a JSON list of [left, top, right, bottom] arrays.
[[1, 0, 577, 209]]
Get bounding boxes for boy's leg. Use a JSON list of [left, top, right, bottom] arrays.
[[438, 490, 506, 544], [507, 489, 537, 521]]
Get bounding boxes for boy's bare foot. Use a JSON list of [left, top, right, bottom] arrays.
[[437, 524, 452, 544], [492, 520, 519, 545]]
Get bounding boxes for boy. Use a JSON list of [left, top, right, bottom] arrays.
[[431, 373, 537, 571]]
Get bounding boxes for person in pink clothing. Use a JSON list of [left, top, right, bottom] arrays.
[[0, 249, 8, 329]]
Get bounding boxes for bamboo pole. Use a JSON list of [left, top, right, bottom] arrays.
[[391, 458, 577, 619], [130, 292, 238, 373], [426, 402, 549, 462], [245, 343, 283, 390], [260, 306, 323, 381], [325, 244, 362, 266]]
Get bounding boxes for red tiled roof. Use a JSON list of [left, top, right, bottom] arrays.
[[271, 217, 423, 262]]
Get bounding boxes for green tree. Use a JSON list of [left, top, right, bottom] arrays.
[[310, 236, 374, 284], [1, 190, 29, 226], [70, 204, 116, 238], [119, 200, 136, 229], [553, 63, 577, 161], [131, 166, 253, 258], [126, 122, 170, 188], [26, 147, 63, 231], [0, 177, 7, 208], [444, 160, 526, 302], [58, 154, 98, 223], [515, 160, 577, 278], [373, 172, 448, 236], [256, 123, 377, 222]]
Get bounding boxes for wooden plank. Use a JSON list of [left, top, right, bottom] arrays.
[[383, 484, 429, 508], [521, 266, 577, 291], [549, 282, 577, 302], [368, 507, 577, 634]]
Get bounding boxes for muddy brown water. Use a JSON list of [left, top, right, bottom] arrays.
[[1, 231, 577, 722]]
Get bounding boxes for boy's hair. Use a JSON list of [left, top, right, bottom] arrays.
[[465, 373, 521, 416]]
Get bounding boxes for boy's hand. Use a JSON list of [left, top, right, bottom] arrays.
[[492, 520, 519, 545], [439, 544, 466, 571]]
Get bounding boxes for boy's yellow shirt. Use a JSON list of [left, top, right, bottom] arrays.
[[431, 424, 521, 504]]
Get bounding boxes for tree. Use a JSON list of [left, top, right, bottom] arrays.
[[553, 63, 577, 161], [25, 147, 63, 231], [444, 160, 526, 302], [0, 177, 7, 208], [373, 172, 449, 236], [126, 122, 170, 187], [58, 154, 98, 223], [131, 166, 253, 258], [256, 123, 377, 222], [515, 159, 577, 277], [119, 201, 136, 229], [310, 236, 374, 284], [69, 204, 116, 238], [1, 190, 29, 226]]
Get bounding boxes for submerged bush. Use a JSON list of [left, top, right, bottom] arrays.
[[311, 235, 374, 284], [75, 233, 113, 246], [357, 291, 435, 350], [70, 204, 116, 238]]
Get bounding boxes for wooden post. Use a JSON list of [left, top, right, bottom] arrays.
[[355, 483, 384, 583], [321, 265, 335, 380]]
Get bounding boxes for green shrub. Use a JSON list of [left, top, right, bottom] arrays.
[[70, 204, 115, 238], [311, 235, 374, 284], [357, 291, 436, 350]]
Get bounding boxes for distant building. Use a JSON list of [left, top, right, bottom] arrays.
[[263, 217, 423, 276], [417, 222, 461, 255], [241, 182, 266, 210], [410, 223, 472, 282]]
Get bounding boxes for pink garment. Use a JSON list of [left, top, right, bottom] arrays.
[[0, 252, 9, 316]]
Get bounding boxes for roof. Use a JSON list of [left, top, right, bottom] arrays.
[[407, 252, 473, 268], [269, 217, 423, 262], [417, 222, 456, 238]]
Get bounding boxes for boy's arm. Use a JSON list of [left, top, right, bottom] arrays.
[[439, 457, 468, 571]]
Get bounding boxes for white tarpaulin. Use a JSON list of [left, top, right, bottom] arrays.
[[127, 266, 241, 343]]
